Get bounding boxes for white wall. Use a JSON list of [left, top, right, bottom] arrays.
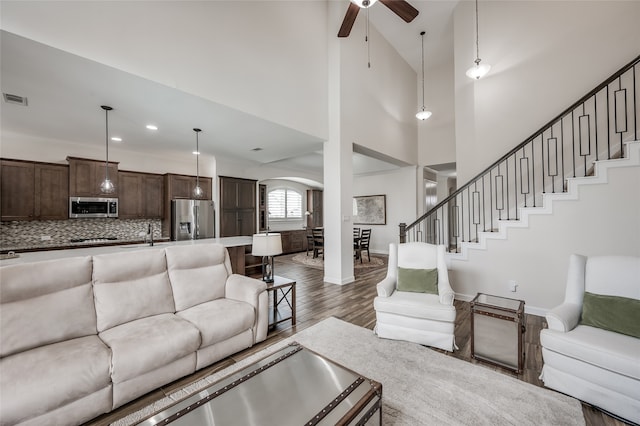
[[449, 162, 640, 314], [340, 15, 418, 165], [454, 1, 640, 184], [353, 166, 419, 255], [0, 1, 329, 140]]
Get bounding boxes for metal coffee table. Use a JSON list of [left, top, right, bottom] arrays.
[[139, 343, 382, 425]]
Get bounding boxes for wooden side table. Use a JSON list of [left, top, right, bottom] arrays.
[[266, 275, 296, 329], [470, 293, 525, 373]]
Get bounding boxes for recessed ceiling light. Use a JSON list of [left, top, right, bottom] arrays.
[[146, 124, 158, 130], [192, 151, 200, 155], [111, 137, 122, 142]]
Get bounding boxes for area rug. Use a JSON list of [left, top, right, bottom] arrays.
[[113, 318, 584, 426], [291, 253, 385, 269]]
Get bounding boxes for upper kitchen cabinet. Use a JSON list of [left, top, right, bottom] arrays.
[[220, 176, 256, 237], [1, 159, 69, 221], [164, 174, 212, 200], [307, 189, 323, 228], [118, 171, 164, 219], [67, 157, 119, 198]]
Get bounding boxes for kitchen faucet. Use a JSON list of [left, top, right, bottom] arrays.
[[146, 223, 154, 246]]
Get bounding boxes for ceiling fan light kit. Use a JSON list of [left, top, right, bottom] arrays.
[[467, 0, 491, 80], [416, 31, 432, 121], [338, 0, 418, 38]]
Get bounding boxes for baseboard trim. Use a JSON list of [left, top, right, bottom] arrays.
[[455, 292, 547, 317]]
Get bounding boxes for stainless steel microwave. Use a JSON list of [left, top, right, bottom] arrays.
[[69, 197, 118, 218]]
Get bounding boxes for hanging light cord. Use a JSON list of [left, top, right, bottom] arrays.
[[474, 0, 481, 65], [366, 6, 371, 68], [420, 31, 426, 109], [104, 108, 110, 182], [195, 131, 200, 188]]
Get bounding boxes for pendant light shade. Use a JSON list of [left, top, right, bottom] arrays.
[[416, 31, 432, 121], [100, 105, 115, 194], [193, 128, 203, 198], [466, 0, 491, 80]]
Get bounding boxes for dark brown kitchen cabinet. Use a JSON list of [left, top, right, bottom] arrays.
[[0, 159, 68, 221], [280, 229, 307, 254], [67, 157, 119, 197], [220, 176, 256, 237], [307, 189, 323, 228], [118, 171, 164, 219]]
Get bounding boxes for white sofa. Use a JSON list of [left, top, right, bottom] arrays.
[[0, 243, 268, 426], [540, 254, 640, 424]]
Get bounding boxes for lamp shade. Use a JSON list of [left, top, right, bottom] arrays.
[[252, 233, 283, 256]]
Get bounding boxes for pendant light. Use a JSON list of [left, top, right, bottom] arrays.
[[416, 31, 432, 121], [466, 0, 491, 80], [193, 128, 204, 198], [99, 105, 115, 194]]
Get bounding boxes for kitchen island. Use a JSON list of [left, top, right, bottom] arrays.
[[0, 236, 253, 275]]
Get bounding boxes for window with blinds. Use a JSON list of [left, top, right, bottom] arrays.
[[268, 188, 302, 219]]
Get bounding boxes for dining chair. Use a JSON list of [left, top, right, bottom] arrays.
[[356, 229, 371, 263], [353, 228, 361, 258], [311, 228, 324, 259], [305, 233, 314, 257]]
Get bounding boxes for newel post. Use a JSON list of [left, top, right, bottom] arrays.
[[399, 223, 406, 243]]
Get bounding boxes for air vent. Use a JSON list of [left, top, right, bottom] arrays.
[[3, 93, 28, 106], [252, 147, 263, 151]]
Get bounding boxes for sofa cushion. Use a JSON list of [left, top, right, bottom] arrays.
[[585, 256, 640, 298], [178, 299, 255, 347], [0, 256, 96, 357], [99, 313, 200, 383], [165, 244, 231, 311], [580, 292, 640, 338], [374, 291, 456, 322], [93, 249, 174, 332], [540, 325, 640, 380], [0, 335, 111, 425]]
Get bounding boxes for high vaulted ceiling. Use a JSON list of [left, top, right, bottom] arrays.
[[0, 1, 458, 176]]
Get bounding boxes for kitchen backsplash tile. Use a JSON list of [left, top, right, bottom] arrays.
[[1, 218, 162, 250]]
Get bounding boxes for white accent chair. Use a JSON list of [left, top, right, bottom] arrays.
[[373, 242, 457, 352], [540, 254, 640, 424]]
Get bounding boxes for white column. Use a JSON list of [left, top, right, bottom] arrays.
[[323, 0, 354, 285]]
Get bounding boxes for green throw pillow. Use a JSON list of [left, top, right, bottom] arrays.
[[580, 292, 640, 338], [397, 267, 438, 294]]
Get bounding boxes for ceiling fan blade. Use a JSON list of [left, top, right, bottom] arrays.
[[338, 3, 360, 37], [379, 0, 419, 23]]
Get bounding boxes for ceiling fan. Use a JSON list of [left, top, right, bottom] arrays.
[[338, 0, 419, 38]]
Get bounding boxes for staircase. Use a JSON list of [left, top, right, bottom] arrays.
[[401, 55, 640, 260]]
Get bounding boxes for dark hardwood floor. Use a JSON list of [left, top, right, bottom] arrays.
[[87, 253, 629, 426]]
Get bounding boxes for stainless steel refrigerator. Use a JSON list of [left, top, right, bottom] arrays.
[[171, 199, 215, 241]]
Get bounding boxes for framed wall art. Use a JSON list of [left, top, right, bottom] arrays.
[[353, 194, 386, 225]]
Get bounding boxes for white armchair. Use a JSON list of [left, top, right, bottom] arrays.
[[373, 242, 457, 352], [540, 254, 640, 424]]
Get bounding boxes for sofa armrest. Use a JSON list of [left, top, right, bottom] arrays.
[[377, 276, 396, 297], [225, 274, 268, 343], [545, 302, 581, 332]]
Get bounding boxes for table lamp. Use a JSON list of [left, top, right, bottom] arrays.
[[252, 233, 283, 283]]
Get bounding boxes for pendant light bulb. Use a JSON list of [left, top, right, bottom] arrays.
[[193, 128, 203, 198], [416, 31, 432, 121], [100, 105, 115, 194], [467, 0, 491, 80]]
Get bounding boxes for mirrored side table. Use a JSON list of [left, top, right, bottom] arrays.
[[470, 293, 525, 373]]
